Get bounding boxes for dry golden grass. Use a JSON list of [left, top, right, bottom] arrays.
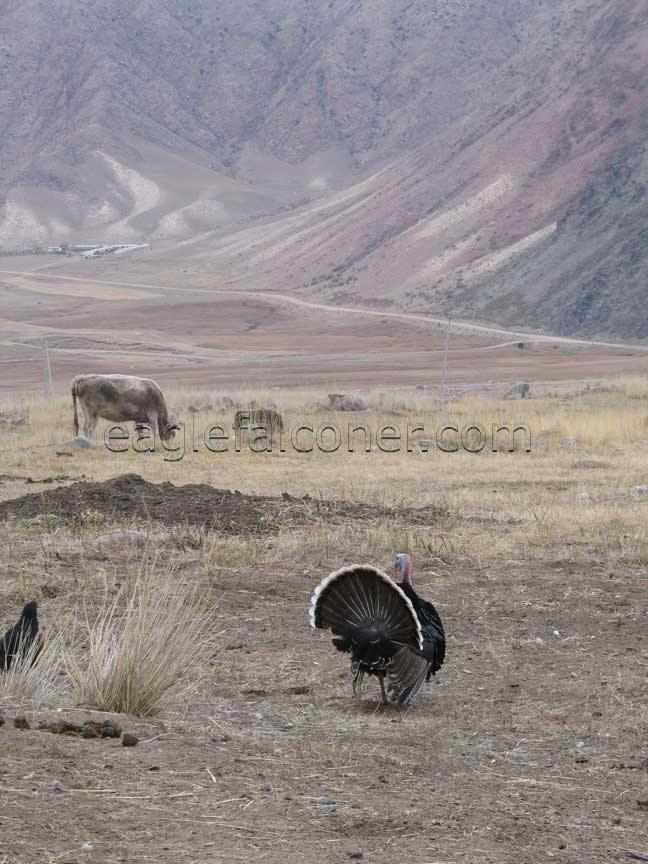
[[0, 628, 65, 708], [2, 376, 647, 570], [65, 557, 213, 717]]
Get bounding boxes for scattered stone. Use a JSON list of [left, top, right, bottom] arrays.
[[14, 717, 30, 730], [282, 722, 295, 731], [326, 393, 366, 412], [121, 733, 139, 748], [631, 485, 648, 494], [417, 438, 436, 451], [81, 842, 95, 853], [505, 383, 530, 399], [96, 529, 150, 548], [573, 459, 609, 469], [56, 436, 92, 450], [272, 748, 283, 757], [0, 414, 28, 427], [261, 783, 273, 792], [318, 796, 337, 805], [48, 779, 67, 793], [348, 853, 364, 861], [81, 721, 102, 739], [100, 720, 122, 739], [43, 719, 83, 735]]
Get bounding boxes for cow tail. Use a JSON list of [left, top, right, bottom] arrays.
[[72, 379, 79, 437], [158, 397, 171, 441]]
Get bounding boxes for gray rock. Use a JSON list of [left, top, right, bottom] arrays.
[[56, 436, 92, 449], [560, 436, 578, 447], [96, 529, 150, 548], [573, 460, 609, 469], [318, 796, 337, 806]]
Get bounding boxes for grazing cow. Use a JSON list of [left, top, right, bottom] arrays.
[[72, 374, 175, 442]]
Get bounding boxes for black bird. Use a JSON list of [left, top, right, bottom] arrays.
[[0, 601, 42, 672], [309, 553, 445, 705]]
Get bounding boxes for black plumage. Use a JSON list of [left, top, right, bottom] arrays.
[[0, 601, 42, 672], [309, 555, 445, 705]]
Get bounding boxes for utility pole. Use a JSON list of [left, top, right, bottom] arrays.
[[42, 337, 53, 397], [441, 317, 451, 403]]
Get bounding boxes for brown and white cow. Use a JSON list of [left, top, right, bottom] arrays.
[[72, 374, 175, 442]]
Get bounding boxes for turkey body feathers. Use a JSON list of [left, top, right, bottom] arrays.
[[399, 582, 446, 678], [0, 601, 40, 672], [310, 565, 436, 704]]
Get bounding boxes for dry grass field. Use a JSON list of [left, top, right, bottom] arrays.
[[0, 380, 647, 863]]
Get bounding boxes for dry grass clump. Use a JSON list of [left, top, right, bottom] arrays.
[[0, 629, 65, 707], [66, 563, 213, 717]]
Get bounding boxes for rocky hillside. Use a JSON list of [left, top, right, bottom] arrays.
[[1, 0, 647, 338]]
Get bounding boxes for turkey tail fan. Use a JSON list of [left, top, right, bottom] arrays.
[[386, 647, 431, 706], [309, 565, 422, 650]]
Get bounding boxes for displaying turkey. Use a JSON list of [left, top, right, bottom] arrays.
[[309, 553, 445, 705], [0, 601, 43, 672]]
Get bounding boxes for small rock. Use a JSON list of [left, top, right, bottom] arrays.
[[81, 842, 95, 853], [631, 485, 648, 494], [282, 722, 295, 731], [56, 436, 92, 450], [573, 460, 609, 469], [272, 748, 283, 757], [552, 630, 561, 637], [96, 529, 149, 548], [318, 796, 337, 806], [560, 436, 578, 447], [81, 721, 101, 739], [348, 854, 364, 861], [261, 783, 273, 792], [48, 779, 67, 792], [121, 733, 139, 748], [100, 720, 122, 739], [14, 717, 30, 730]]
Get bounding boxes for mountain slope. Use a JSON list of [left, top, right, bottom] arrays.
[[1, 0, 647, 338]]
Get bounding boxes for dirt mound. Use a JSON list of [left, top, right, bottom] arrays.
[[0, 473, 445, 534]]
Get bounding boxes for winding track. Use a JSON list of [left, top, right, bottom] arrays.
[[1, 268, 646, 352]]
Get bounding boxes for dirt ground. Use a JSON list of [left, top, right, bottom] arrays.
[[0, 474, 447, 535], [0, 475, 647, 863], [2, 265, 648, 394]]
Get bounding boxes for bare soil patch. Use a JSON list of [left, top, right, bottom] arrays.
[[0, 473, 447, 534]]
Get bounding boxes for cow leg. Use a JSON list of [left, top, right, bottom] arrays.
[[82, 407, 97, 439]]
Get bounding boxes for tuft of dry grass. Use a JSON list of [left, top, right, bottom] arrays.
[[65, 561, 214, 717], [0, 629, 65, 707]]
